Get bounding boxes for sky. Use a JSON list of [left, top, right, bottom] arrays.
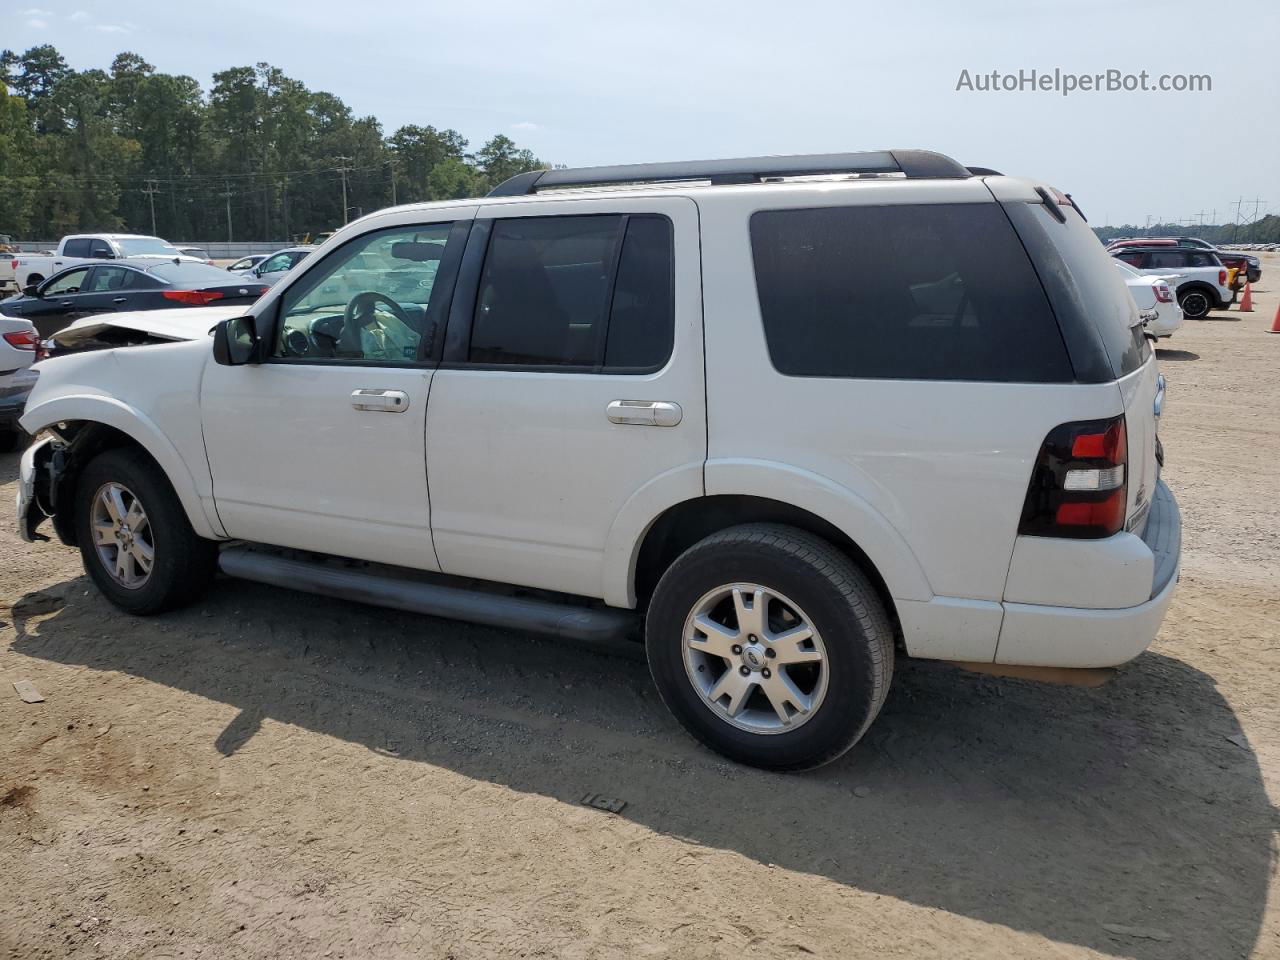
[[9, 0, 1278, 227]]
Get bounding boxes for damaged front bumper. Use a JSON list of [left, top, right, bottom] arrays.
[[16, 435, 54, 542]]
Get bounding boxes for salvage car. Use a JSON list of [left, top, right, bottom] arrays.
[[16, 150, 1181, 771]]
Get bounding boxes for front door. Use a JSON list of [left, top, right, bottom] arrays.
[[425, 196, 706, 601], [24, 266, 94, 338], [201, 211, 472, 569]]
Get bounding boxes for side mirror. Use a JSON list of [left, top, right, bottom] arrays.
[[23, 283, 40, 298], [92, 249, 111, 260], [212, 315, 259, 366]]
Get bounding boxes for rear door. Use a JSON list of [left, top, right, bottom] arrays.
[[424, 196, 705, 600], [82, 265, 140, 315]]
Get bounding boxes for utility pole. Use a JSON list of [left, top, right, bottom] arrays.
[[1232, 196, 1245, 242], [388, 157, 397, 206], [281, 175, 290, 242], [222, 181, 234, 243], [334, 156, 352, 225], [141, 179, 161, 236]]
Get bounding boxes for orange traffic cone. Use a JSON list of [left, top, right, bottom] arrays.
[[1240, 282, 1254, 312], [1270, 303, 1280, 334]]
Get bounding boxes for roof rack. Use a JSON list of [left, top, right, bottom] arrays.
[[488, 149, 973, 197]]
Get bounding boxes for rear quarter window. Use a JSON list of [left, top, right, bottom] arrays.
[[1026, 204, 1149, 378], [749, 203, 1073, 382]]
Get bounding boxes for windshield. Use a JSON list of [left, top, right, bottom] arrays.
[[117, 237, 182, 257], [146, 262, 244, 284]]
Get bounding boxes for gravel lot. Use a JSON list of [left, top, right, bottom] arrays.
[[3, 255, 1278, 960]]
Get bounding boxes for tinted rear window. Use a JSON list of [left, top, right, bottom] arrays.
[[146, 262, 245, 284], [750, 203, 1072, 382], [1028, 205, 1148, 377]]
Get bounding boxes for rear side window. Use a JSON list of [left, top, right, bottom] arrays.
[[750, 203, 1072, 382], [63, 238, 92, 258], [1148, 251, 1187, 269], [469, 214, 673, 370]]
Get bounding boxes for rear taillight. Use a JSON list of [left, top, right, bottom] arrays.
[[1019, 416, 1128, 539], [1218, 269, 1227, 286], [9, 258, 17, 270], [1154, 282, 1173, 303], [162, 290, 224, 305], [3, 329, 39, 350]]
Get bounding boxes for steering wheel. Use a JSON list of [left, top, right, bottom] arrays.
[[337, 291, 411, 358]]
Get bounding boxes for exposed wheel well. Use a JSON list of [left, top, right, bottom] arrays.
[[634, 495, 900, 635], [43, 421, 157, 545]]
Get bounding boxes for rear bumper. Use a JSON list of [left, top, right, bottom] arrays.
[[994, 481, 1181, 668], [0, 372, 37, 429]]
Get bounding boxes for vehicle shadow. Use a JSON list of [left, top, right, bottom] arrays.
[[1155, 348, 1200, 361], [9, 578, 1273, 959]]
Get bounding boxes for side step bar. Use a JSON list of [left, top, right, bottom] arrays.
[[218, 546, 639, 645]]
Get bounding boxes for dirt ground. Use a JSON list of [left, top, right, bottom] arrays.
[[3, 255, 1279, 960]]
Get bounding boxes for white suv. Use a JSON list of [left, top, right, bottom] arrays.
[[16, 150, 1181, 770]]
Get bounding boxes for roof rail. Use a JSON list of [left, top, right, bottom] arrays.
[[488, 149, 972, 197], [966, 166, 1003, 176]]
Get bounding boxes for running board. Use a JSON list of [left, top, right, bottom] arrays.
[[217, 546, 639, 645]]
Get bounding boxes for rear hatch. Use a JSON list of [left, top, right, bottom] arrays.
[[1003, 188, 1161, 533]]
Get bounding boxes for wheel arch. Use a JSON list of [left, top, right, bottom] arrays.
[[629, 493, 909, 633], [21, 396, 224, 542]]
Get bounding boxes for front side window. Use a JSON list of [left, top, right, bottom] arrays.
[[750, 203, 1072, 382], [88, 239, 113, 258], [259, 252, 298, 274], [468, 213, 674, 370], [274, 223, 453, 363], [43, 267, 91, 295]]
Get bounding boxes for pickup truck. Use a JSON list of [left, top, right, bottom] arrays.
[[7, 234, 200, 292]]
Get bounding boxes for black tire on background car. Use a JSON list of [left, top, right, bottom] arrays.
[[646, 523, 894, 771], [75, 448, 218, 615], [1179, 288, 1212, 320]]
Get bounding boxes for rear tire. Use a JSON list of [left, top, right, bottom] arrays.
[[645, 523, 894, 771], [75, 448, 218, 615]]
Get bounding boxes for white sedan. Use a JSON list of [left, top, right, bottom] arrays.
[[1115, 260, 1183, 339]]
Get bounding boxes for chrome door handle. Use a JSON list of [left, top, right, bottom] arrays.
[[351, 389, 410, 413], [607, 400, 682, 427], [112, 297, 128, 304]]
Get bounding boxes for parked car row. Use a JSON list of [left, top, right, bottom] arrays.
[[1106, 236, 1252, 321]]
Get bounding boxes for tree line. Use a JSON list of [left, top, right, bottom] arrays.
[[0, 45, 547, 242], [1093, 218, 1280, 246]]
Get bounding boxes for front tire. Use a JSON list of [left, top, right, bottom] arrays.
[[75, 448, 218, 615], [646, 524, 894, 771]]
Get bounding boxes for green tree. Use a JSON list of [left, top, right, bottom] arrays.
[[426, 156, 482, 200], [474, 134, 544, 191]]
